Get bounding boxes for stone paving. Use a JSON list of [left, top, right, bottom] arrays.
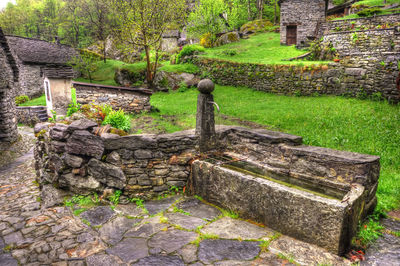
[[0, 129, 399, 265]]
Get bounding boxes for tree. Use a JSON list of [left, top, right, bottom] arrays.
[[69, 50, 99, 83], [187, 0, 228, 42], [113, 0, 186, 89]]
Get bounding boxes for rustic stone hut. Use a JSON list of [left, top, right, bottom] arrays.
[[162, 30, 181, 51], [0, 28, 18, 143], [5, 35, 76, 98], [279, 0, 328, 47]]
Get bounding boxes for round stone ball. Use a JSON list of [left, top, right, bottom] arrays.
[[197, 79, 215, 94]]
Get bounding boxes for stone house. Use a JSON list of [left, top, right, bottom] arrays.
[[0, 28, 18, 143], [5, 35, 76, 98], [279, 0, 329, 47]]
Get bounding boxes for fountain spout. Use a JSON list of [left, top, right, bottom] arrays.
[[196, 79, 217, 152]]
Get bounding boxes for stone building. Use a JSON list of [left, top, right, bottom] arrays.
[[0, 28, 18, 143], [6, 35, 76, 98], [279, 0, 328, 47]]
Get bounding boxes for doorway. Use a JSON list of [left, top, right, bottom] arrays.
[[286, 25, 297, 46], [44, 78, 52, 116]]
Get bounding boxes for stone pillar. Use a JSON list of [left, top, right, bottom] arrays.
[[195, 79, 216, 152]]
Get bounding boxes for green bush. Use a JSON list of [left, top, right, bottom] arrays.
[[176, 45, 205, 64], [102, 109, 131, 131], [357, 7, 382, 17], [15, 95, 29, 105], [67, 88, 80, 117], [222, 49, 238, 56]]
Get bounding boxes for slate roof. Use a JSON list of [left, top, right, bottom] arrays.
[[43, 65, 75, 79], [0, 28, 19, 82], [5, 35, 77, 65]]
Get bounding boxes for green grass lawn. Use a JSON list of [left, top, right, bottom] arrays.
[[18, 94, 46, 106], [332, 0, 400, 20], [149, 85, 400, 212], [201, 32, 330, 65]]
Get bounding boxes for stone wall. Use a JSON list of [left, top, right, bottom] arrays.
[[326, 13, 400, 33], [73, 82, 152, 114], [280, 0, 326, 46], [34, 119, 197, 198], [324, 28, 400, 56], [16, 63, 44, 98], [0, 29, 18, 143], [16, 106, 47, 126], [191, 56, 400, 103]]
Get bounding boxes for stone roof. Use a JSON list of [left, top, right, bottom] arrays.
[[163, 30, 180, 38], [5, 35, 77, 65], [0, 28, 18, 81], [43, 65, 75, 79]]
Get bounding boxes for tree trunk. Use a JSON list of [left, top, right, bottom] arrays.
[[144, 45, 153, 89], [247, 0, 251, 20], [103, 39, 107, 63], [274, 0, 277, 25]]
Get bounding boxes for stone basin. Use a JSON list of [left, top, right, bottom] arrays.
[[191, 152, 373, 255]]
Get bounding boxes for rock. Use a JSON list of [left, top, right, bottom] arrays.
[[69, 112, 87, 121], [99, 216, 141, 245], [106, 151, 121, 165], [67, 119, 98, 133], [148, 229, 197, 253], [62, 154, 84, 168], [41, 184, 66, 208], [179, 73, 199, 88], [106, 238, 148, 263], [345, 68, 367, 76], [363, 231, 400, 266], [165, 212, 207, 230], [125, 216, 166, 238], [34, 122, 51, 134], [50, 140, 66, 153], [198, 239, 260, 264], [153, 71, 187, 91], [59, 173, 101, 191], [134, 149, 153, 159], [132, 255, 185, 266], [144, 196, 178, 215], [215, 32, 240, 47], [200, 217, 274, 240], [176, 198, 221, 221], [88, 159, 126, 189], [49, 124, 69, 141], [114, 68, 146, 87], [177, 244, 198, 263], [240, 19, 272, 36], [80, 206, 115, 226], [86, 254, 121, 266], [66, 130, 104, 159], [197, 79, 215, 94]]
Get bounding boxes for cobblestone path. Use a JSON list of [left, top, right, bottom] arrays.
[[0, 130, 397, 265]]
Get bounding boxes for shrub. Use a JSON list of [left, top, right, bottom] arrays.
[[357, 8, 382, 17], [102, 109, 131, 131], [200, 33, 214, 48], [177, 82, 189, 93], [176, 45, 205, 63], [67, 88, 81, 117], [222, 49, 238, 56], [15, 95, 29, 105]]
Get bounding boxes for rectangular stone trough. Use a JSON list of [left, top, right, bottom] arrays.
[[191, 151, 377, 255]]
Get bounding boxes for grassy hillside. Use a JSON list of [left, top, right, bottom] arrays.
[[201, 32, 328, 65], [148, 85, 400, 212]]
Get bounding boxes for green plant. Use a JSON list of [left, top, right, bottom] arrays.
[[354, 218, 384, 247], [222, 49, 237, 56], [380, 61, 385, 67], [176, 45, 205, 64], [15, 95, 29, 105], [109, 190, 122, 205], [67, 88, 81, 117], [102, 109, 131, 131], [370, 92, 384, 101], [49, 110, 57, 123], [352, 33, 359, 44], [177, 82, 189, 93], [129, 197, 145, 208], [357, 7, 382, 17]]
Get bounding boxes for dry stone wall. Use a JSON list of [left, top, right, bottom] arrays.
[[0, 29, 18, 143], [191, 56, 400, 103], [17, 64, 44, 98], [73, 82, 152, 114]]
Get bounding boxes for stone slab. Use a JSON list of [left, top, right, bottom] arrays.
[[176, 198, 221, 221], [106, 237, 148, 263], [198, 239, 260, 264], [148, 228, 197, 253], [144, 196, 179, 215], [80, 206, 115, 226], [165, 212, 207, 230], [201, 217, 274, 240], [132, 255, 185, 266], [124, 216, 166, 238], [99, 216, 141, 245]]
